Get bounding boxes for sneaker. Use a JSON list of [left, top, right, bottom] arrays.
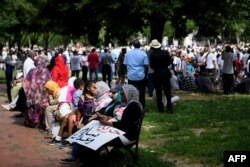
[[1, 104, 11, 110], [60, 156, 76, 164], [59, 142, 73, 149], [47, 139, 61, 145], [15, 113, 25, 118], [39, 129, 48, 134]]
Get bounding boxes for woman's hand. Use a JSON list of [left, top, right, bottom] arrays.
[[77, 122, 84, 129], [41, 102, 49, 108], [99, 118, 112, 126]]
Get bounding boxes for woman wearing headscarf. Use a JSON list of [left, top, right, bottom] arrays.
[[43, 80, 61, 134], [60, 84, 143, 165], [94, 81, 112, 112], [99, 84, 143, 145], [24, 56, 51, 128], [50, 55, 69, 88]]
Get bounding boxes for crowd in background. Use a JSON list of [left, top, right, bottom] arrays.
[[0, 40, 250, 164]]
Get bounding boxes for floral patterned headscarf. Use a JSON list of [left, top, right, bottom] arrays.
[[34, 56, 46, 72]]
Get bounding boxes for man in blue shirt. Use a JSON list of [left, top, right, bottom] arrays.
[[124, 40, 148, 108]]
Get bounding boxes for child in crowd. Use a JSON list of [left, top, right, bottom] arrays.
[[48, 80, 96, 145]]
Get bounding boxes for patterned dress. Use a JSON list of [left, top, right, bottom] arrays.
[[24, 56, 51, 128]]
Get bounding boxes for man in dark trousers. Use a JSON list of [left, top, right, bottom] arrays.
[[149, 39, 173, 113], [221, 45, 236, 94], [124, 40, 148, 108], [4, 50, 16, 103]]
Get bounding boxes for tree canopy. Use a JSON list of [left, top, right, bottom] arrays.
[[0, 0, 250, 50]]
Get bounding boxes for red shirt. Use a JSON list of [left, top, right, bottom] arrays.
[[88, 51, 99, 69], [234, 58, 243, 75]]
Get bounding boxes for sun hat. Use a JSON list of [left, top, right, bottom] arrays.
[[150, 39, 161, 49]]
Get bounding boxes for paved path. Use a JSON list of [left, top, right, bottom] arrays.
[[0, 93, 72, 167]]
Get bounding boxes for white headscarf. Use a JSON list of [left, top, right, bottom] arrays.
[[95, 81, 112, 111]]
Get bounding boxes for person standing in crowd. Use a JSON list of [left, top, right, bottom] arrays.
[[100, 48, 114, 87], [146, 47, 154, 97], [124, 40, 148, 108], [70, 50, 81, 78], [233, 53, 243, 77], [116, 48, 127, 85], [24, 56, 51, 128], [80, 51, 89, 82], [50, 55, 69, 88], [149, 39, 173, 113], [242, 48, 250, 77], [222, 45, 236, 94], [4, 50, 16, 102], [23, 50, 36, 78], [88, 48, 99, 81]]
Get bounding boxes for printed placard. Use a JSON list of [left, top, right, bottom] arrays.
[[66, 120, 125, 150]]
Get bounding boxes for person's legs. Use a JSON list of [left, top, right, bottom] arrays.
[[76, 70, 80, 78], [71, 70, 76, 77], [107, 65, 112, 87], [128, 79, 146, 108], [147, 73, 154, 97], [162, 76, 173, 113], [82, 66, 88, 82], [102, 66, 107, 82], [67, 114, 77, 136], [58, 116, 68, 137], [61, 143, 82, 163], [153, 75, 164, 112], [5, 72, 12, 102], [222, 73, 231, 94], [228, 74, 234, 93], [44, 105, 57, 132], [95, 68, 99, 81], [89, 68, 93, 81]]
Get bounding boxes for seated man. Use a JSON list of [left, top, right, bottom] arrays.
[[196, 71, 214, 93]]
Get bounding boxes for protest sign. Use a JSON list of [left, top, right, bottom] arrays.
[[66, 120, 125, 150]]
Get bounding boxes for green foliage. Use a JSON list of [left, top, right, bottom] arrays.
[[140, 94, 250, 166], [164, 21, 175, 37], [1, 0, 250, 47]]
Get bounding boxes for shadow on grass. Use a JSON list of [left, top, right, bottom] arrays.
[[106, 148, 174, 167]]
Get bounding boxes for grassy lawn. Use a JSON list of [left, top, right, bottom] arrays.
[[132, 92, 250, 167], [0, 70, 6, 84]]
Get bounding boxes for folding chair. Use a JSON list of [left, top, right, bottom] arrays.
[[105, 108, 146, 163]]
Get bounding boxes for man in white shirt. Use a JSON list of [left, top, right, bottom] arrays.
[[23, 50, 36, 78], [242, 49, 250, 76], [222, 45, 236, 94], [205, 48, 217, 72]]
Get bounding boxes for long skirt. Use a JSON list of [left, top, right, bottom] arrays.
[[24, 104, 44, 128]]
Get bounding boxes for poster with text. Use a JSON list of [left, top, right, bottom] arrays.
[[66, 120, 125, 150]]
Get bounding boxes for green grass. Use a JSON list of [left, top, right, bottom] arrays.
[[137, 94, 250, 167], [0, 70, 6, 84]]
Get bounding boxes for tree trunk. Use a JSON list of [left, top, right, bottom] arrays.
[[43, 32, 49, 51], [236, 32, 240, 44], [150, 13, 167, 43]]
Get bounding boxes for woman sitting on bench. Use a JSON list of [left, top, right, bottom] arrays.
[[60, 84, 143, 165]]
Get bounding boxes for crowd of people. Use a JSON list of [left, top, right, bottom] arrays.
[[1, 39, 250, 164]]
